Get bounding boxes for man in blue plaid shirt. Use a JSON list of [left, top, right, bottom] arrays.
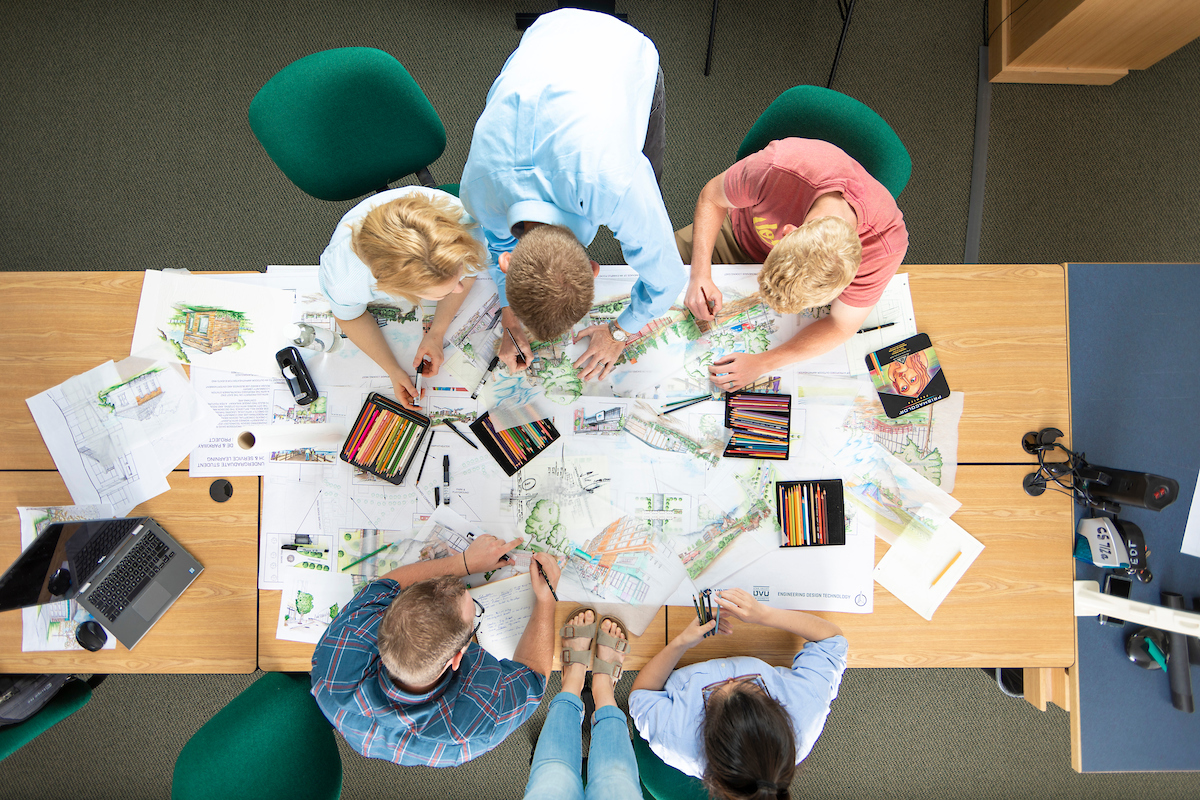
[[311, 534, 561, 766]]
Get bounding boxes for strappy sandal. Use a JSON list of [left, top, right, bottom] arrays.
[[560, 607, 598, 671], [592, 614, 631, 681]]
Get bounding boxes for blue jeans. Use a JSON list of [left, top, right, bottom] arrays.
[[524, 693, 643, 800]]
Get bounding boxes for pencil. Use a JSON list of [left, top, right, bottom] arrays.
[[443, 419, 479, 449], [415, 430, 436, 484], [340, 543, 390, 572], [930, 552, 963, 587]]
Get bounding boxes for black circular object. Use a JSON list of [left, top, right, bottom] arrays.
[[209, 479, 234, 503], [76, 620, 108, 652], [1126, 627, 1170, 669], [1022, 473, 1046, 496]]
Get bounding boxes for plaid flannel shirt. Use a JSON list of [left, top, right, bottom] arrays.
[[311, 579, 545, 766]]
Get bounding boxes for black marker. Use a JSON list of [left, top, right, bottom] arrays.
[[442, 455, 450, 505], [471, 355, 501, 399], [443, 419, 479, 449], [856, 322, 896, 335]]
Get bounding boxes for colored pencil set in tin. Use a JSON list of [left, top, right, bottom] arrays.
[[723, 391, 791, 459], [340, 392, 431, 485], [469, 411, 561, 476], [776, 480, 845, 548]]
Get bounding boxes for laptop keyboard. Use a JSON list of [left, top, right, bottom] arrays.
[[87, 534, 175, 622], [74, 517, 142, 584]]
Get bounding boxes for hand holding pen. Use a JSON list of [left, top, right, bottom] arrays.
[[530, 552, 560, 603], [498, 308, 532, 374]]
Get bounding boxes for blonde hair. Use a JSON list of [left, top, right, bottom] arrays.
[[376, 576, 472, 687], [505, 224, 594, 341], [351, 192, 486, 304], [757, 216, 861, 313]]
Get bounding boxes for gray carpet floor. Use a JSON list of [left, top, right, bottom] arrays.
[[3, 0, 1199, 796]]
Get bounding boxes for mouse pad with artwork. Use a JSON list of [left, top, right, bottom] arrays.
[[866, 333, 950, 418]]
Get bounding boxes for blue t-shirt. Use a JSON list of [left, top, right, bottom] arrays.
[[310, 579, 545, 767]]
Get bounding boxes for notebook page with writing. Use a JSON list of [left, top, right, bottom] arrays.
[[468, 574, 536, 661]]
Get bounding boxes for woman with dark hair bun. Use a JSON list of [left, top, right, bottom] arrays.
[[629, 589, 847, 799]]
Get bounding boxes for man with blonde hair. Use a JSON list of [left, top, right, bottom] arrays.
[[678, 138, 908, 391], [310, 534, 560, 766], [461, 8, 685, 380]]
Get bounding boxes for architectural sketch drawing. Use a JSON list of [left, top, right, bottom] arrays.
[[842, 392, 963, 492], [565, 516, 687, 606], [623, 405, 723, 466]]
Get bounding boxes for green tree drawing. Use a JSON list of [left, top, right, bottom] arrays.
[[295, 591, 314, 617], [525, 500, 569, 553], [539, 354, 583, 404]]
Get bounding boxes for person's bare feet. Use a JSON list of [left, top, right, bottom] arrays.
[[562, 608, 594, 696], [592, 618, 627, 709]]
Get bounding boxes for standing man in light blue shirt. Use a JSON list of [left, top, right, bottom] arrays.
[[460, 8, 685, 381]]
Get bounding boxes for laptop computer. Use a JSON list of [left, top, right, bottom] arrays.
[[0, 517, 203, 649]]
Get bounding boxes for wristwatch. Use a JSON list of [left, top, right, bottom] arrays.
[[607, 321, 629, 343]]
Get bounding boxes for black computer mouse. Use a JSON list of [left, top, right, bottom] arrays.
[[76, 620, 108, 652]]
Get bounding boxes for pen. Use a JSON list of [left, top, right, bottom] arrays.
[[340, 543, 390, 572], [415, 359, 427, 411], [434, 487, 440, 505], [442, 455, 450, 505], [415, 430, 435, 485], [443, 419, 479, 449], [471, 355, 501, 400], [662, 395, 711, 415], [930, 551, 962, 586], [535, 561, 558, 601], [506, 327, 527, 365], [856, 322, 896, 335]]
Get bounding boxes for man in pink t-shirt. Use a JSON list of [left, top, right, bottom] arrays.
[[676, 137, 908, 391]]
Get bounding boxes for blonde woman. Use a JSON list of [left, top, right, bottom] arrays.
[[676, 138, 908, 391], [319, 187, 487, 408]]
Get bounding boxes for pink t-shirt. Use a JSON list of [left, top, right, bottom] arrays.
[[723, 138, 908, 308]]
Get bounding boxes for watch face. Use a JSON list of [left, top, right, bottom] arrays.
[[608, 322, 628, 342]]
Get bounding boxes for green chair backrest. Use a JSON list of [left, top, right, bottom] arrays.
[[171, 672, 342, 800], [737, 85, 911, 200], [249, 47, 446, 202], [0, 679, 91, 762], [632, 732, 710, 800]]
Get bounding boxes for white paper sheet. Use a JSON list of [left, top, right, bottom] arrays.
[[469, 574, 537, 662], [872, 505, 984, 620], [1181, 467, 1200, 559], [841, 273, 919, 376], [17, 505, 118, 651], [25, 358, 216, 515], [276, 568, 357, 643], [132, 271, 297, 378]]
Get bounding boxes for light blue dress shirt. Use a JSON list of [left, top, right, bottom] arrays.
[[628, 636, 849, 778], [459, 8, 685, 334]]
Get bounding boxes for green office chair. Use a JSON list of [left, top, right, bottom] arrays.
[[249, 47, 453, 202], [0, 676, 101, 762], [171, 672, 342, 800], [633, 733, 710, 800], [738, 85, 911, 200]]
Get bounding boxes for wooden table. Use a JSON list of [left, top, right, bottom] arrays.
[[0, 473, 257, 673], [0, 266, 1074, 673], [667, 465, 1074, 668]]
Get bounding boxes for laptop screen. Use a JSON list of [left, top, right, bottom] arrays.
[[0, 522, 86, 612]]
